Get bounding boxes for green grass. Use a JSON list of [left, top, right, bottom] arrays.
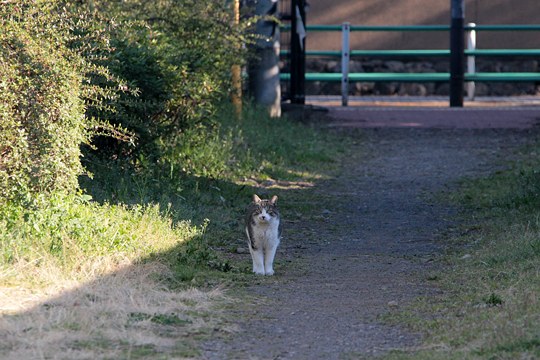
[[0, 193, 200, 286], [0, 102, 347, 359], [384, 150, 540, 359], [1, 102, 345, 287], [82, 103, 344, 283]]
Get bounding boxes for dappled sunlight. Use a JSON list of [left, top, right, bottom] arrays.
[[239, 177, 316, 190], [236, 167, 334, 191], [399, 122, 423, 127], [258, 179, 316, 190]]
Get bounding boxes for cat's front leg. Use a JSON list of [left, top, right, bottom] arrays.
[[250, 248, 265, 275], [264, 242, 279, 276]]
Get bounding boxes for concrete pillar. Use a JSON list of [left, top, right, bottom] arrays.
[[248, 0, 281, 117]]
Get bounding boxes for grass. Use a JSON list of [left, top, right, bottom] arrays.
[[384, 149, 540, 359], [0, 103, 346, 358]]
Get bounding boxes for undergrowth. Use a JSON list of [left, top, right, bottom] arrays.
[[385, 149, 540, 359], [0, 1, 343, 357], [1, 103, 344, 289]]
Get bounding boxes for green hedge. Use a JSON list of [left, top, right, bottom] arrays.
[[0, 0, 250, 204], [0, 3, 87, 203]]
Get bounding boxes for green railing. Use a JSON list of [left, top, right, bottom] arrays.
[[280, 24, 540, 105], [280, 72, 540, 82], [282, 49, 540, 57]]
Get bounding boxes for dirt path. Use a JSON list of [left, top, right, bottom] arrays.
[[203, 107, 539, 359]]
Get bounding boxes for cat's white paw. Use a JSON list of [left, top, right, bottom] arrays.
[[265, 269, 274, 276], [253, 268, 265, 275]]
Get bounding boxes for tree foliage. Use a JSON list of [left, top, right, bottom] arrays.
[[0, 2, 88, 202], [0, 0, 250, 204], [79, 0, 250, 155]]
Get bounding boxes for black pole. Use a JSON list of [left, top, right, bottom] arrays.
[[449, 0, 465, 107], [290, 0, 305, 104]]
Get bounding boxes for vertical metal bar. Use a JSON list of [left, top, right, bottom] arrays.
[[290, 0, 298, 102], [341, 22, 350, 107], [450, 0, 465, 107], [290, 0, 306, 104], [466, 22, 476, 100]]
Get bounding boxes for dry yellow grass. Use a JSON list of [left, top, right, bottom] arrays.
[[0, 256, 231, 359]]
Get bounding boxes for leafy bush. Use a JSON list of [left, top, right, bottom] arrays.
[[77, 0, 250, 156], [0, 1, 141, 203], [0, 3, 87, 203], [0, 0, 252, 204]]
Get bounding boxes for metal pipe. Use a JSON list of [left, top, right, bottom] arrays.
[[341, 23, 350, 107], [248, 0, 281, 116], [466, 22, 476, 100]]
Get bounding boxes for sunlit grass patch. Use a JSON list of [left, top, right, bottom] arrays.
[[0, 193, 231, 358], [0, 194, 201, 288], [0, 261, 228, 359]]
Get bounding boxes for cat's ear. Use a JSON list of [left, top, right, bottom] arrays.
[[270, 195, 278, 205], [252, 194, 262, 203]]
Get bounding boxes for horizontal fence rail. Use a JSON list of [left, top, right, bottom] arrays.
[[282, 24, 540, 31], [281, 49, 540, 57], [281, 23, 540, 105], [280, 72, 540, 82]]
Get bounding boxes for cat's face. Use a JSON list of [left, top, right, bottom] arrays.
[[250, 195, 280, 225]]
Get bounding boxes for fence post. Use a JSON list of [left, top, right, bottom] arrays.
[[450, 0, 465, 107], [341, 22, 350, 106], [466, 22, 476, 100]]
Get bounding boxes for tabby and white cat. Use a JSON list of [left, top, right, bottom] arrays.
[[245, 194, 281, 276]]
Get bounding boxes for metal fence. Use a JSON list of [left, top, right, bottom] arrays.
[[281, 24, 540, 106]]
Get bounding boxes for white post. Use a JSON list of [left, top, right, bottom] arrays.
[[341, 22, 350, 106], [466, 22, 476, 100]]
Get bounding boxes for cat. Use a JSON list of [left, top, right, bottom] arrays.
[[245, 194, 282, 276]]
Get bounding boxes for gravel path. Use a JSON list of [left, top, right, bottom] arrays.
[[203, 107, 539, 359]]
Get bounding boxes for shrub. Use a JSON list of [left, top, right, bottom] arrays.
[[0, 3, 87, 202], [0, 0, 252, 203], [83, 0, 250, 154], [0, 1, 135, 203]]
